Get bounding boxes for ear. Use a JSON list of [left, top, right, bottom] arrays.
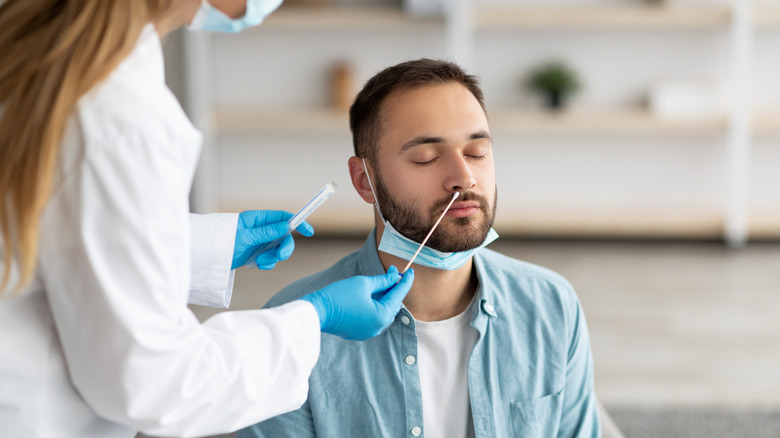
[[348, 156, 377, 204]]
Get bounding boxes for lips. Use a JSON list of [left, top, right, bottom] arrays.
[[451, 201, 480, 210], [445, 201, 482, 218]]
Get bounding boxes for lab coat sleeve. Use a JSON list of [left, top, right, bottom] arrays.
[[188, 212, 238, 308], [39, 127, 321, 437]]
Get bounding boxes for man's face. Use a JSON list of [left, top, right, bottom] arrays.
[[372, 82, 496, 252]]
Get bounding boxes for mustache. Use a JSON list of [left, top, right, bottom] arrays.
[[429, 191, 489, 218]]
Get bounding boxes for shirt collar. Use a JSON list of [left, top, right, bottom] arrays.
[[472, 254, 499, 319], [357, 229, 499, 326], [356, 228, 387, 276]]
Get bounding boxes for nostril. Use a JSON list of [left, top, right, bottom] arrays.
[[453, 182, 475, 192]]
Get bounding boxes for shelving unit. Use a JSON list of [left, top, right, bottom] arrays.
[[749, 208, 780, 239], [184, 0, 780, 243], [492, 207, 725, 239], [214, 107, 349, 135], [471, 5, 732, 30], [753, 4, 780, 28], [253, 5, 442, 31], [214, 106, 728, 137], [753, 110, 780, 136], [488, 108, 728, 137]]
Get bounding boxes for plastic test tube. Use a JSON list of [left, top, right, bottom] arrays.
[[245, 182, 337, 268]]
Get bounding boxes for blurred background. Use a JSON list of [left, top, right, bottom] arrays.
[[149, 0, 780, 436]]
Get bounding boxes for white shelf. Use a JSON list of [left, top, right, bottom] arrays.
[[753, 5, 780, 28], [214, 107, 349, 135], [748, 208, 780, 239], [252, 5, 441, 31], [214, 106, 727, 137], [494, 207, 725, 239], [753, 111, 780, 136], [214, 106, 780, 139], [247, 4, 733, 32], [472, 5, 732, 31], [489, 109, 727, 137]]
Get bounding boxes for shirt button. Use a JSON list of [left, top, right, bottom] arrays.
[[405, 355, 416, 365], [483, 302, 496, 316], [401, 316, 411, 325], [411, 426, 422, 436]]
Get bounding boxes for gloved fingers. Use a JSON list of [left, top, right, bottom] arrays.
[[257, 262, 277, 270], [294, 220, 315, 237], [376, 268, 414, 312], [371, 266, 399, 300], [371, 289, 386, 300], [251, 221, 290, 246], [365, 265, 401, 292], [234, 212, 297, 270], [253, 247, 282, 267], [240, 210, 294, 227], [276, 234, 295, 261], [252, 235, 294, 267]]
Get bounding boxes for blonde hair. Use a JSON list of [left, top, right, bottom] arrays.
[[0, 0, 176, 293]]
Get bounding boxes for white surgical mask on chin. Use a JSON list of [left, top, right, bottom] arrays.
[[188, 0, 283, 33], [361, 158, 498, 271]]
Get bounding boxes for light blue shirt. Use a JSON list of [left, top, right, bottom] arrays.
[[240, 230, 600, 438]]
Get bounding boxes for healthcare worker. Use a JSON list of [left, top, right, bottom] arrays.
[[0, 0, 414, 437]]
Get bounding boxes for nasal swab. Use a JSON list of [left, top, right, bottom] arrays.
[[399, 192, 460, 276]]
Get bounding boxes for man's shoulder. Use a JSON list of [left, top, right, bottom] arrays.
[[264, 251, 363, 309], [478, 248, 574, 292], [477, 248, 584, 339]]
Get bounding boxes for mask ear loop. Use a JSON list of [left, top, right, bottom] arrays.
[[362, 158, 385, 219]]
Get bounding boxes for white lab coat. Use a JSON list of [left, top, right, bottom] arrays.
[[0, 25, 320, 437]]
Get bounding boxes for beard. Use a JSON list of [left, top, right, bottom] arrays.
[[374, 171, 497, 253]]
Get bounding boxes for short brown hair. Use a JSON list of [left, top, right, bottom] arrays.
[[349, 59, 486, 163]]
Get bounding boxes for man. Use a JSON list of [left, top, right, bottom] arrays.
[[240, 58, 601, 437]]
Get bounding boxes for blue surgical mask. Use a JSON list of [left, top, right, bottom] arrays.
[[362, 159, 498, 271], [188, 0, 283, 33]]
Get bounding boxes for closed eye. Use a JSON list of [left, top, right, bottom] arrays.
[[414, 157, 439, 166]]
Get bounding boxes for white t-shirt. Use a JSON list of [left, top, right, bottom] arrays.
[[414, 298, 479, 438]]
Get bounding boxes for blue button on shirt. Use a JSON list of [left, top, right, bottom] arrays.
[[240, 230, 600, 437]]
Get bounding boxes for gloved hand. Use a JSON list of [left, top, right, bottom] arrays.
[[232, 210, 314, 270], [301, 266, 415, 341]]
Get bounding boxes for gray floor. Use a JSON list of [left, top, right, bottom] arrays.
[[144, 237, 780, 437]]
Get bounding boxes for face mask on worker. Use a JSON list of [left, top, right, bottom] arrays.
[[361, 159, 498, 271], [188, 0, 283, 33]]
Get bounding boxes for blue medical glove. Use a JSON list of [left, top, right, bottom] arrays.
[[301, 266, 415, 341], [232, 210, 314, 270]]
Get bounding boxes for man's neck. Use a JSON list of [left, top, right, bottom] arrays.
[[376, 240, 478, 322]]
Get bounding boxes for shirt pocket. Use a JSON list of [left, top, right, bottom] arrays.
[[510, 389, 564, 437]]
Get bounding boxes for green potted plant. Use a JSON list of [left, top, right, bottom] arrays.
[[524, 61, 582, 111]]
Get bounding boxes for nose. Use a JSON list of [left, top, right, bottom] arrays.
[[445, 155, 477, 194]]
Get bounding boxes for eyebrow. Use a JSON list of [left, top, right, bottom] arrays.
[[471, 130, 492, 142], [399, 130, 492, 152]]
